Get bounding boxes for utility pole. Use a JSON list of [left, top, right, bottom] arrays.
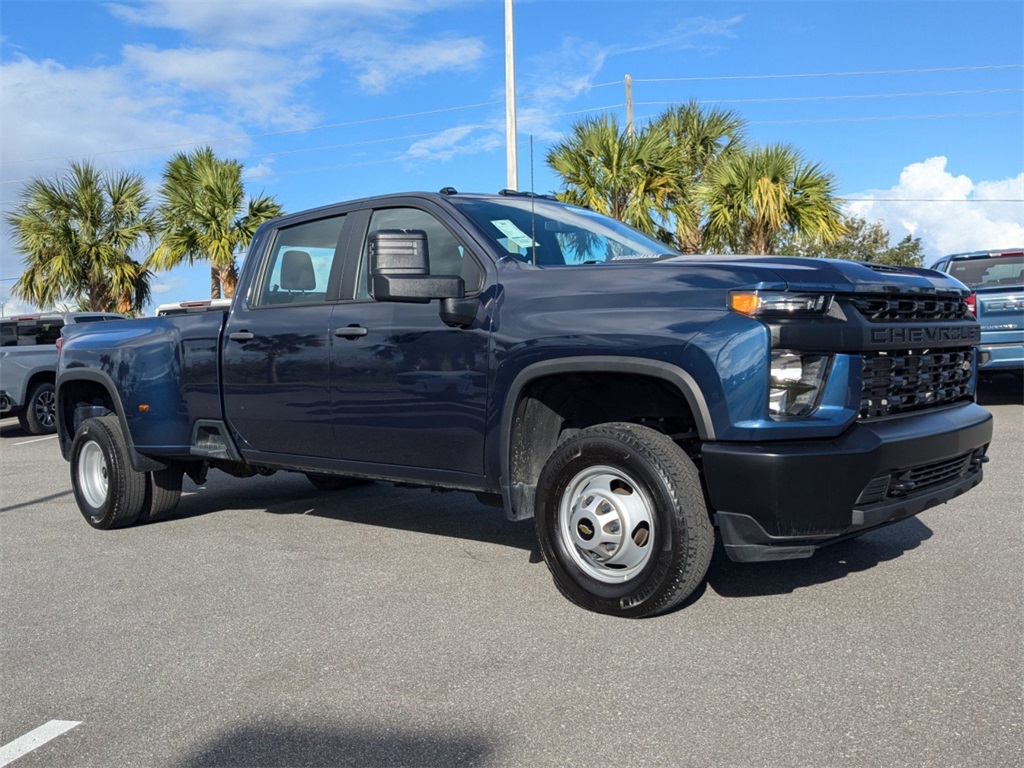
[[625, 74, 633, 137], [505, 0, 519, 190]]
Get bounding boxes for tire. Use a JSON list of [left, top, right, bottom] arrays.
[[20, 382, 57, 435], [305, 473, 370, 491], [535, 422, 714, 619], [70, 415, 147, 529], [139, 466, 184, 524]]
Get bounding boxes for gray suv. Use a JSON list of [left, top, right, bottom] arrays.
[[0, 312, 124, 434]]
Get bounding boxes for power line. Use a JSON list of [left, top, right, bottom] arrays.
[[1, 104, 629, 185], [749, 110, 1023, 125], [633, 64, 1024, 84], [5, 64, 1019, 167], [635, 88, 1023, 107], [4, 99, 508, 165]]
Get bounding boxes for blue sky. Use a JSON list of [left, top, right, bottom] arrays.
[[1, 0, 1022, 313]]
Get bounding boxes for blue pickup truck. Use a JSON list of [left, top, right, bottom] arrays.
[[56, 190, 993, 617]]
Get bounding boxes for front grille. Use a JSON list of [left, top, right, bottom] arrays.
[[860, 348, 974, 418], [849, 295, 971, 322], [856, 450, 982, 506], [895, 452, 974, 492]]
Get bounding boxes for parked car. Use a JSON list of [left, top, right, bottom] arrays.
[[932, 249, 1024, 376], [0, 312, 124, 434], [56, 189, 992, 617]]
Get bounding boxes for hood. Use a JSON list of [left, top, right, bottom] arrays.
[[660, 254, 969, 296]]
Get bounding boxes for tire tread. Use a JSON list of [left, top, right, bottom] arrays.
[[537, 421, 714, 618]]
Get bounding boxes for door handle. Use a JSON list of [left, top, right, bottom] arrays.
[[334, 326, 369, 338], [228, 331, 255, 342]]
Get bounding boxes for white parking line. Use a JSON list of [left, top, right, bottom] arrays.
[[13, 435, 58, 447], [0, 720, 81, 767]]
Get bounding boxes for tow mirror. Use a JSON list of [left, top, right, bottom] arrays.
[[370, 229, 464, 303]]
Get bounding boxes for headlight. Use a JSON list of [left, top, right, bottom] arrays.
[[730, 291, 833, 317], [769, 352, 831, 418]]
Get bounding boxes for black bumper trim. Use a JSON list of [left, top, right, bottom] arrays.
[[703, 403, 992, 561], [716, 467, 983, 562]]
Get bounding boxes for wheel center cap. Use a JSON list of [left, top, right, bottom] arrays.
[[577, 519, 595, 540]]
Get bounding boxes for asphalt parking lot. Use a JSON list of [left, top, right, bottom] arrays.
[[1, 377, 1021, 767]]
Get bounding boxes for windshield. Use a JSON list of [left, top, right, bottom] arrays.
[[947, 252, 1023, 289], [450, 196, 677, 266]]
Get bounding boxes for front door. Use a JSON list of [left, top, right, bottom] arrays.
[[329, 205, 490, 476]]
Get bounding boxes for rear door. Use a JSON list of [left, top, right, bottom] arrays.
[[221, 211, 349, 457]]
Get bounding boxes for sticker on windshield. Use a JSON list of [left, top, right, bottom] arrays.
[[491, 220, 537, 249]]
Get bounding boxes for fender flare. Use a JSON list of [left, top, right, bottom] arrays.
[[498, 356, 715, 519], [57, 369, 167, 472]]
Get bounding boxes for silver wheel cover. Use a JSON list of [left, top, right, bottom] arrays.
[[558, 465, 655, 584], [78, 440, 109, 513]]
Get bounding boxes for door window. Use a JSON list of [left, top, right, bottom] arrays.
[[253, 215, 346, 306], [355, 207, 480, 299]]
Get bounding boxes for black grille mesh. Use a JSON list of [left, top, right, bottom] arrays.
[[860, 348, 974, 418], [856, 450, 979, 506], [897, 452, 974, 491], [850, 296, 971, 322]]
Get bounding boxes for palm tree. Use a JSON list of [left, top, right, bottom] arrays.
[[148, 147, 283, 299], [7, 161, 155, 315], [546, 114, 674, 237], [653, 101, 746, 253], [703, 143, 846, 255]]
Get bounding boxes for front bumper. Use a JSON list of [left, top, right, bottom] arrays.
[[702, 403, 993, 562]]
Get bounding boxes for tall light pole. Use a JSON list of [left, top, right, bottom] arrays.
[[505, 0, 519, 191]]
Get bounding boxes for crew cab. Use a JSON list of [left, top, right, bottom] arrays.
[[56, 190, 993, 617]]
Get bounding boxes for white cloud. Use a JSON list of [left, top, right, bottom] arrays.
[[122, 45, 319, 127], [402, 125, 501, 162], [612, 14, 743, 56], [150, 276, 188, 296], [108, 0, 481, 94], [343, 36, 486, 94], [243, 163, 276, 181], [846, 157, 1024, 260], [0, 293, 40, 317], [107, 0, 462, 48], [0, 56, 244, 184]]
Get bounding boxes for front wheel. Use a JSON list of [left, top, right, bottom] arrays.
[[70, 415, 147, 529], [535, 423, 713, 618]]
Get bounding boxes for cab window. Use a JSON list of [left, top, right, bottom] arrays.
[[355, 207, 481, 299], [254, 215, 346, 306]]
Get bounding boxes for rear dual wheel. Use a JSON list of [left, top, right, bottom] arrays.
[[535, 423, 713, 619], [71, 415, 182, 529]]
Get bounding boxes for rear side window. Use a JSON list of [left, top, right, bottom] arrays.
[[0, 318, 64, 346], [948, 253, 1024, 289], [253, 215, 347, 307]]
